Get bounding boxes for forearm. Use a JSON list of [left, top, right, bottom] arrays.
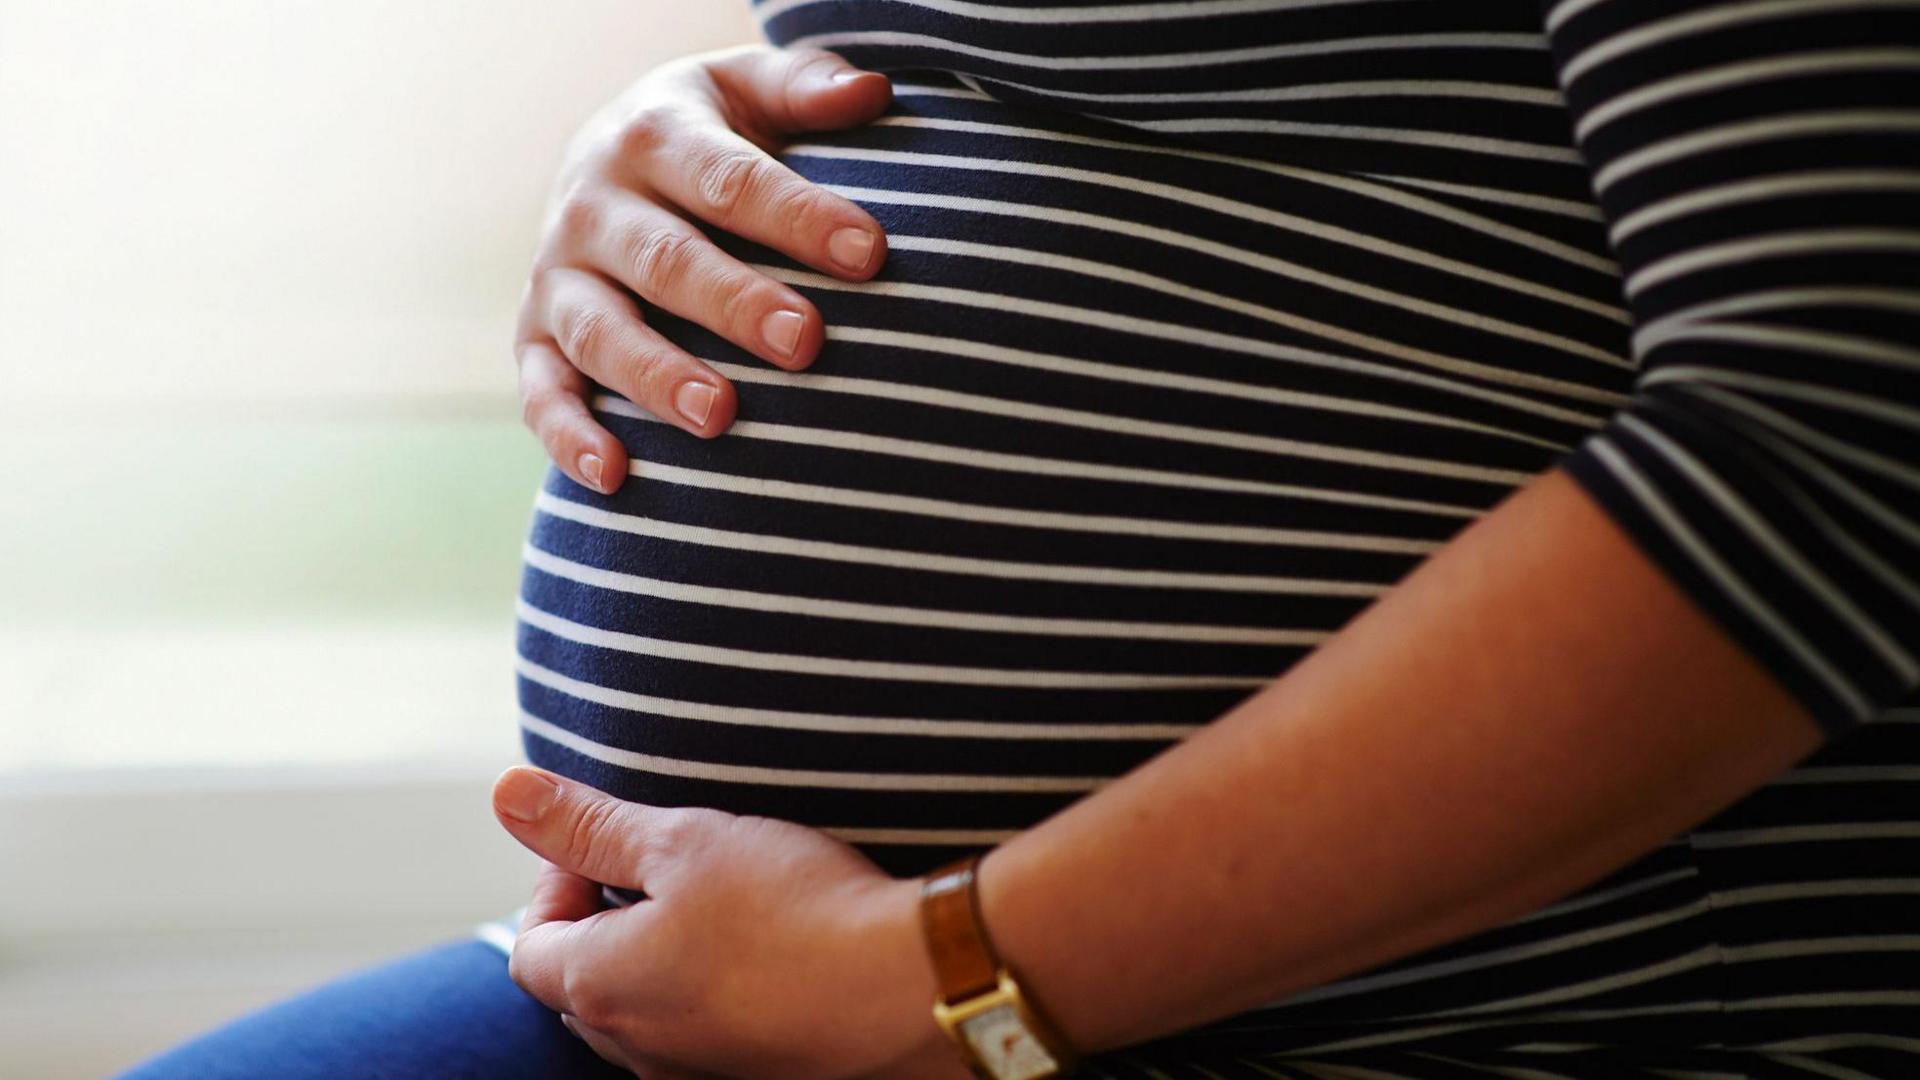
[[975, 466, 1826, 1054]]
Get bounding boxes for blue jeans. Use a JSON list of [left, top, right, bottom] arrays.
[[116, 940, 627, 1080]]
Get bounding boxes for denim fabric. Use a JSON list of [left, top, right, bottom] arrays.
[[116, 940, 627, 1080]]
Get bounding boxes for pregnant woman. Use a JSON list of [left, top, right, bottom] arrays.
[[125, 1, 1920, 1077]]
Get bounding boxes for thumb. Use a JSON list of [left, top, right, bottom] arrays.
[[713, 46, 893, 135], [492, 766, 664, 890]]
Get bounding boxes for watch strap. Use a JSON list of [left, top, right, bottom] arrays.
[[920, 853, 1002, 1003]]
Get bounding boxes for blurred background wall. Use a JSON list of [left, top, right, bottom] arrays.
[[0, 3, 754, 1075]]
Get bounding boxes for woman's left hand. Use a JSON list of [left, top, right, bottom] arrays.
[[490, 766, 973, 1080]]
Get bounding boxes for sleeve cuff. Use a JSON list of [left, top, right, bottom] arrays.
[[1557, 392, 1920, 738]]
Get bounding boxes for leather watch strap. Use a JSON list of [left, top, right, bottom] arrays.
[[920, 853, 1001, 1003]]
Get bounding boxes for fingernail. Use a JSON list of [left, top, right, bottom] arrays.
[[761, 308, 804, 360], [496, 767, 558, 823], [828, 227, 876, 275], [674, 381, 717, 427], [577, 453, 605, 492], [830, 70, 866, 86]]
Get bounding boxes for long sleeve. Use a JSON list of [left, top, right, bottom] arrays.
[[1539, 0, 1920, 733]]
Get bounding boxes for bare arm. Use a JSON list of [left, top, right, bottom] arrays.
[[975, 465, 1824, 1053]]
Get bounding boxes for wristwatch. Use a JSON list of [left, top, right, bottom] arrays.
[[919, 853, 1079, 1080]]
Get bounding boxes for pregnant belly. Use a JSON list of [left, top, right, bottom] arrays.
[[515, 82, 1631, 877]]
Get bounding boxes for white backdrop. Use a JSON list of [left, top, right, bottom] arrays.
[[0, 4, 757, 1077], [0, 0, 754, 407]]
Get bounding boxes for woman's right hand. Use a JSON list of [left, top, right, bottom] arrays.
[[515, 45, 893, 494]]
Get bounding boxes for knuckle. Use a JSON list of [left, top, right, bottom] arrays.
[[696, 150, 767, 222], [788, 49, 842, 84], [563, 797, 624, 877], [554, 187, 602, 241], [514, 280, 541, 328], [506, 949, 531, 989], [615, 103, 674, 161], [520, 384, 566, 438], [714, 274, 756, 335], [526, 261, 563, 301], [621, 344, 673, 401], [655, 51, 719, 96], [518, 386, 547, 431], [563, 965, 613, 1028], [526, 251, 568, 290], [649, 809, 714, 865], [618, 342, 687, 413], [782, 50, 842, 114], [628, 225, 697, 293], [785, 191, 840, 258], [648, 814, 694, 863], [557, 304, 616, 364]]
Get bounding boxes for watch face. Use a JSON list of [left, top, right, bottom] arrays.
[[959, 1003, 1059, 1080]]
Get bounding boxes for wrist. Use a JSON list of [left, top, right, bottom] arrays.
[[974, 844, 1097, 1055], [919, 851, 1084, 1080], [851, 875, 975, 1080]]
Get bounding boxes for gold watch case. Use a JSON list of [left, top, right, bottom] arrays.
[[930, 968, 1076, 1080]]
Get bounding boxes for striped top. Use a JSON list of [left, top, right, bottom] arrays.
[[500, 0, 1920, 1074]]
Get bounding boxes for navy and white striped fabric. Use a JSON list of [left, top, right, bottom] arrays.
[[496, 1, 1920, 1074]]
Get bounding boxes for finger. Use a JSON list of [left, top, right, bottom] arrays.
[[561, 1015, 638, 1073], [506, 857, 595, 1006], [706, 45, 894, 136], [516, 340, 628, 494], [510, 892, 644, 1023], [585, 193, 824, 371], [540, 267, 737, 438], [510, 880, 653, 1023], [522, 860, 604, 937], [507, 862, 606, 1014], [635, 115, 885, 282], [492, 766, 680, 890], [509, 907, 595, 1017]]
